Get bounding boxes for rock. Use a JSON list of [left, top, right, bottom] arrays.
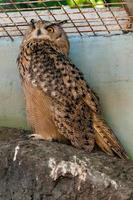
[[0, 127, 133, 200]]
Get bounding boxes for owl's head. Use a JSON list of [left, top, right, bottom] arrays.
[[22, 19, 70, 55]]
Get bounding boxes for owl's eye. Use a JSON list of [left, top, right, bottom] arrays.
[[46, 27, 54, 33]]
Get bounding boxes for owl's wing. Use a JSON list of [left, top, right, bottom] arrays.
[[53, 54, 100, 113], [49, 54, 128, 159], [56, 57, 128, 159]]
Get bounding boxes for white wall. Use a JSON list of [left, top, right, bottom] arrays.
[[0, 34, 133, 158]]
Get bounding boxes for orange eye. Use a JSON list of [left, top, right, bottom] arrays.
[[46, 27, 54, 33]]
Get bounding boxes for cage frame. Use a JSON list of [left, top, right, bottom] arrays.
[[0, 0, 132, 40]]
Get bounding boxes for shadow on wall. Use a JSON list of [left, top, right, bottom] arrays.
[[0, 34, 133, 158]]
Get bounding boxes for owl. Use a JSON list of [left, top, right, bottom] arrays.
[[17, 19, 128, 159]]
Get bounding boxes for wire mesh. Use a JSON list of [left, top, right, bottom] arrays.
[[0, 0, 132, 40]]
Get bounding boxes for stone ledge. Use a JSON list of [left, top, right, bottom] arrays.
[[0, 127, 132, 200]]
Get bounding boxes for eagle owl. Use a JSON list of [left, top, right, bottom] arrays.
[[17, 19, 128, 159]]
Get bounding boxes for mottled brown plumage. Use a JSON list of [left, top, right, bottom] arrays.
[[17, 19, 128, 159]]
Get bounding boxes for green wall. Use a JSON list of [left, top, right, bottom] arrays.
[[0, 34, 133, 158]]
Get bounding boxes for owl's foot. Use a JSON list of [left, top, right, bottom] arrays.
[[28, 134, 45, 140]]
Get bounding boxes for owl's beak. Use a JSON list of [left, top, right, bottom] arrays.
[[37, 29, 41, 36]]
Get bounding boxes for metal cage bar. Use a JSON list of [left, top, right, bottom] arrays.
[[0, 0, 132, 39]]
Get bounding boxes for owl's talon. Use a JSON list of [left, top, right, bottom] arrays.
[[28, 134, 45, 140]]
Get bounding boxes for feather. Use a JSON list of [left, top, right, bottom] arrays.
[[22, 81, 64, 141], [92, 113, 128, 159], [84, 90, 100, 113]]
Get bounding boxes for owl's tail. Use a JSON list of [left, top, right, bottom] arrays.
[[92, 113, 128, 159]]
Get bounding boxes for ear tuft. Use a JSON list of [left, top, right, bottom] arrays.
[[30, 19, 35, 29], [58, 20, 68, 25]]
